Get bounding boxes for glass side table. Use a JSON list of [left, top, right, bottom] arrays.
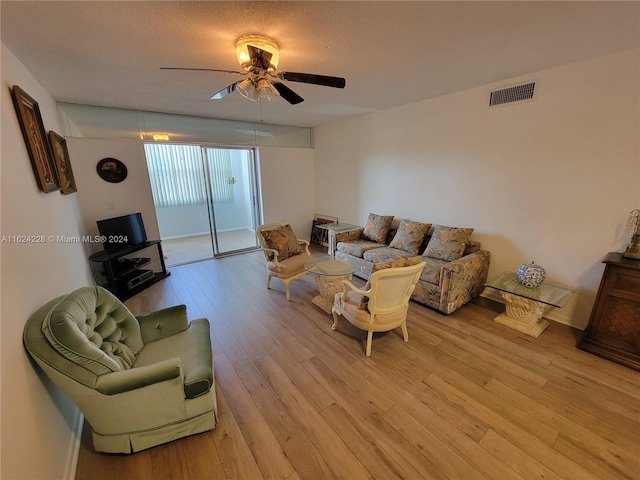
[[314, 223, 360, 259], [485, 272, 575, 337], [305, 259, 355, 314]]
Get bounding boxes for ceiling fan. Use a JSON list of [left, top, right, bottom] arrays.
[[160, 35, 346, 105]]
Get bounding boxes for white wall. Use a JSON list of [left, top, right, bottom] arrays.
[[1, 43, 94, 480], [258, 146, 316, 241], [314, 49, 640, 329], [65, 138, 160, 252]]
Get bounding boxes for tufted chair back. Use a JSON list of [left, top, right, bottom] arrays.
[[24, 286, 146, 390], [42, 286, 143, 375], [42, 287, 144, 375]]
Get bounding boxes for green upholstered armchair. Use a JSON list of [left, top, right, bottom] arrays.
[[23, 286, 217, 453]]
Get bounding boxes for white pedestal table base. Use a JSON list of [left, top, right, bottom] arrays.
[[493, 291, 549, 338], [312, 273, 352, 314]]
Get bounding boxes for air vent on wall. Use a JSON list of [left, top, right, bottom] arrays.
[[489, 82, 536, 107]]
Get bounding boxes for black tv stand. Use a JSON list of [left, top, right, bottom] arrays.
[[89, 240, 170, 300]]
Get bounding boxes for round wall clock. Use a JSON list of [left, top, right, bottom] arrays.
[[96, 158, 128, 183]]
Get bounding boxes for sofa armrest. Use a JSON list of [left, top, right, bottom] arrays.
[[137, 305, 189, 343], [95, 358, 182, 395], [439, 250, 491, 314], [334, 228, 364, 243]]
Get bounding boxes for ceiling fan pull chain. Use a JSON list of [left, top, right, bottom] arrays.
[[259, 97, 264, 123]]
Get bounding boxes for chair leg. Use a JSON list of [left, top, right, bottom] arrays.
[[331, 309, 339, 330], [401, 321, 409, 342], [266, 274, 272, 290], [283, 279, 291, 301], [365, 331, 373, 356]]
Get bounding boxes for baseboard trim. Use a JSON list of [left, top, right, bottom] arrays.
[[64, 408, 83, 480]]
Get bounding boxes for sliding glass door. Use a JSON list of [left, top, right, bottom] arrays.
[[202, 147, 260, 256], [145, 143, 261, 266]]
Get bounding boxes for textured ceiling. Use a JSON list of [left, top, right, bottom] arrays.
[[2, 1, 639, 127]]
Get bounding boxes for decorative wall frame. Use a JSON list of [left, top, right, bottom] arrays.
[[310, 214, 338, 246], [96, 157, 128, 183], [11, 85, 60, 193], [48, 131, 77, 194]]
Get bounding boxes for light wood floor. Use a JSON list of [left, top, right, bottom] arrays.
[[76, 247, 640, 480], [162, 230, 258, 267]]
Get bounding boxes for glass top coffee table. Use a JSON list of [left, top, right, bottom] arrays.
[[485, 272, 575, 337], [305, 259, 355, 314]]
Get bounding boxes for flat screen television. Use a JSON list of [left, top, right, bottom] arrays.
[[97, 212, 148, 251]]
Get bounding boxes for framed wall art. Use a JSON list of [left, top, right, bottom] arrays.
[[48, 131, 77, 194], [11, 85, 60, 193]]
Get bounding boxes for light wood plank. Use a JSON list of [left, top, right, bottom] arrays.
[[255, 355, 372, 480], [260, 399, 339, 480], [213, 411, 264, 480], [319, 403, 412, 480], [383, 405, 487, 479], [484, 378, 640, 475], [426, 374, 599, 480], [478, 429, 564, 480], [215, 354, 293, 479]]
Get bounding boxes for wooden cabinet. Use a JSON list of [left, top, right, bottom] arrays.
[[578, 252, 640, 370]]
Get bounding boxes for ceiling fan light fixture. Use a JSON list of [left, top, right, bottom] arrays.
[[235, 35, 280, 71], [257, 77, 278, 101], [237, 78, 258, 101]]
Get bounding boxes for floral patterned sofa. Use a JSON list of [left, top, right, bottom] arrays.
[[334, 214, 491, 315]]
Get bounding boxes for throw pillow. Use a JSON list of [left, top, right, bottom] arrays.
[[358, 256, 422, 311], [361, 213, 394, 244], [261, 224, 302, 261], [388, 219, 432, 255], [423, 225, 474, 262]]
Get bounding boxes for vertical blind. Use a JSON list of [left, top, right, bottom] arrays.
[[144, 143, 234, 208], [205, 148, 234, 206]]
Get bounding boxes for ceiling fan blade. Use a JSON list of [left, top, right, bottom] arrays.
[[160, 67, 245, 75], [272, 82, 304, 105], [211, 82, 240, 100], [278, 72, 346, 88]]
